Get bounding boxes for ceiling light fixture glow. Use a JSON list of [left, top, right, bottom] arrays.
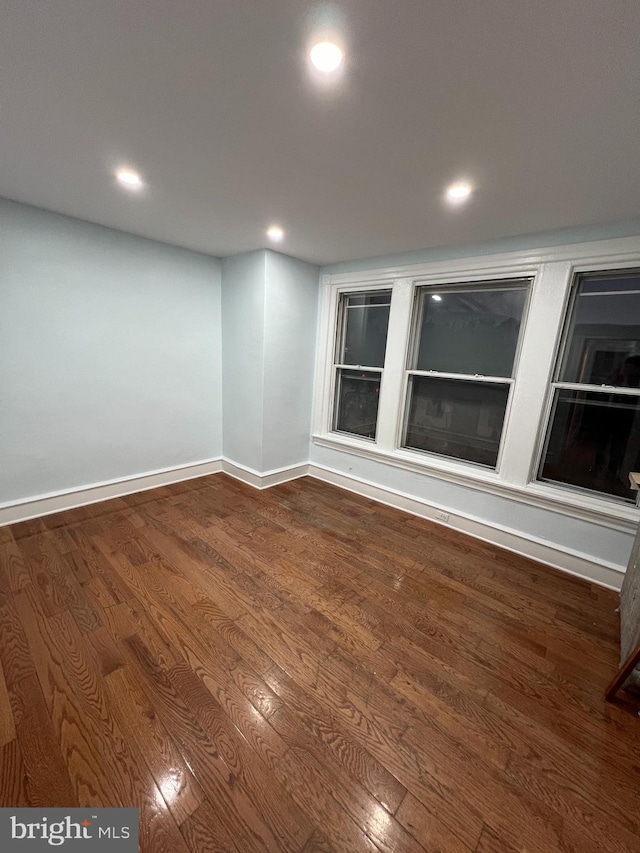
[[445, 182, 473, 203], [309, 41, 343, 73], [116, 169, 143, 189], [431, 294, 442, 302], [266, 225, 284, 242]]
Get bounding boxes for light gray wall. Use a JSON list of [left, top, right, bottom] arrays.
[[262, 251, 319, 471], [0, 198, 222, 504], [221, 250, 319, 472], [221, 251, 266, 472]]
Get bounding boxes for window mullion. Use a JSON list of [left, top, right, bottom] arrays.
[[376, 278, 414, 452], [498, 261, 573, 486]]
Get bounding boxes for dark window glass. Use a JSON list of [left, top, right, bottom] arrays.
[[339, 291, 391, 368], [404, 377, 510, 467], [539, 389, 640, 502], [414, 285, 527, 376], [559, 273, 640, 384], [580, 274, 640, 294], [346, 292, 392, 306], [334, 369, 381, 439]]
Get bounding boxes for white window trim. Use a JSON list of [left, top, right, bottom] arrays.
[[312, 235, 640, 533], [331, 288, 392, 440]]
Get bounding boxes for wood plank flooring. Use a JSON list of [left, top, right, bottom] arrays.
[[0, 474, 638, 852]]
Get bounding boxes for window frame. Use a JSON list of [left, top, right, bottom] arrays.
[[534, 267, 640, 505], [399, 278, 532, 472], [312, 237, 640, 532], [331, 288, 392, 441], [318, 280, 395, 440]]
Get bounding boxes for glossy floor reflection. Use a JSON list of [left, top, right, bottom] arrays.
[[0, 475, 638, 852]]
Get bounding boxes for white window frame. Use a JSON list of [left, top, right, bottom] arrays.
[[400, 278, 532, 473], [312, 236, 640, 532], [534, 266, 640, 503], [331, 288, 393, 441]]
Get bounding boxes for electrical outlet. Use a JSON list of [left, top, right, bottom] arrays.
[[435, 510, 449, 522]]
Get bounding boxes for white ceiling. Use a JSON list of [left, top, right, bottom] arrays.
[[1, 1, 639, 265]]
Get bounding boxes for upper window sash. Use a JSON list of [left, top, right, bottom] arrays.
[[334, 289, 392, 369], [406, 280, 530, 379]]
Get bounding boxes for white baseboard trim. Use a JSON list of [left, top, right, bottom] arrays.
[[308, 462, 625, 591], [0, 458, 223, 527], [0, 452, 625, 591], [221, 458, 309, 490]]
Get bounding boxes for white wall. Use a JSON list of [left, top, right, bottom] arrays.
[[221, 249, 318, 473], [0, 199, 222, 505], [262, 251, 319, 471], [221, 251, 266, 472]]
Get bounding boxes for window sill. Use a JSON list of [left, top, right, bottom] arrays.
[[311, 432, 639, 533]]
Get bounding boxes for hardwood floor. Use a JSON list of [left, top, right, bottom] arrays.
[[0, 474, 638, 852]]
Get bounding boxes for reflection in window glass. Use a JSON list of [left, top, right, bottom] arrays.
[[540, 389, 640, 502], [414, 284, 527, 377], [579, 274, 640, 294], [404, 377, 510, 467], [339, 291, 391, 368], [559, 273, 640, 384], [334, 369, 381, 439], [402, 279, 529, 469], [539, 269, 640, 502]]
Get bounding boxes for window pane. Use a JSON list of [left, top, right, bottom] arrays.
[[403, 377, 510, 467], [560, 272, 640, 384], [334, 369, 381, 439], [540, 389, 640, 502], [579, 272, 640, 294], [339, 291, 391, 368], [413, 284, 527, 377]]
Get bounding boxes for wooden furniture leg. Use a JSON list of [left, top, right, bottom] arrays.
[[605, 641, 640, 702]]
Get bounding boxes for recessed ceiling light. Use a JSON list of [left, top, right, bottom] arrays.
[[309, 42, 343, 73], [266, 225, 284, 242], [115, 169, 143, 190], [445, 182, 473, 203], [431, 294, 442, 302]]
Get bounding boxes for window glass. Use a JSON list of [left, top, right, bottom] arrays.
[[334, 369, 381, 439], [414, 285, 527, 377], [539, 269, 640, 502], [338, 291, 391, 368], [402, 279, 529, 468], [559, 274, 640, 384], [539, 389, 640, 502], [404, 377, 509, 467]]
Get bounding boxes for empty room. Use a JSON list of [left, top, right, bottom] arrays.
[[1, 2, 640, 852]]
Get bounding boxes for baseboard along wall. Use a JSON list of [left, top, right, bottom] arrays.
[[0, 457, 624, 591]]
